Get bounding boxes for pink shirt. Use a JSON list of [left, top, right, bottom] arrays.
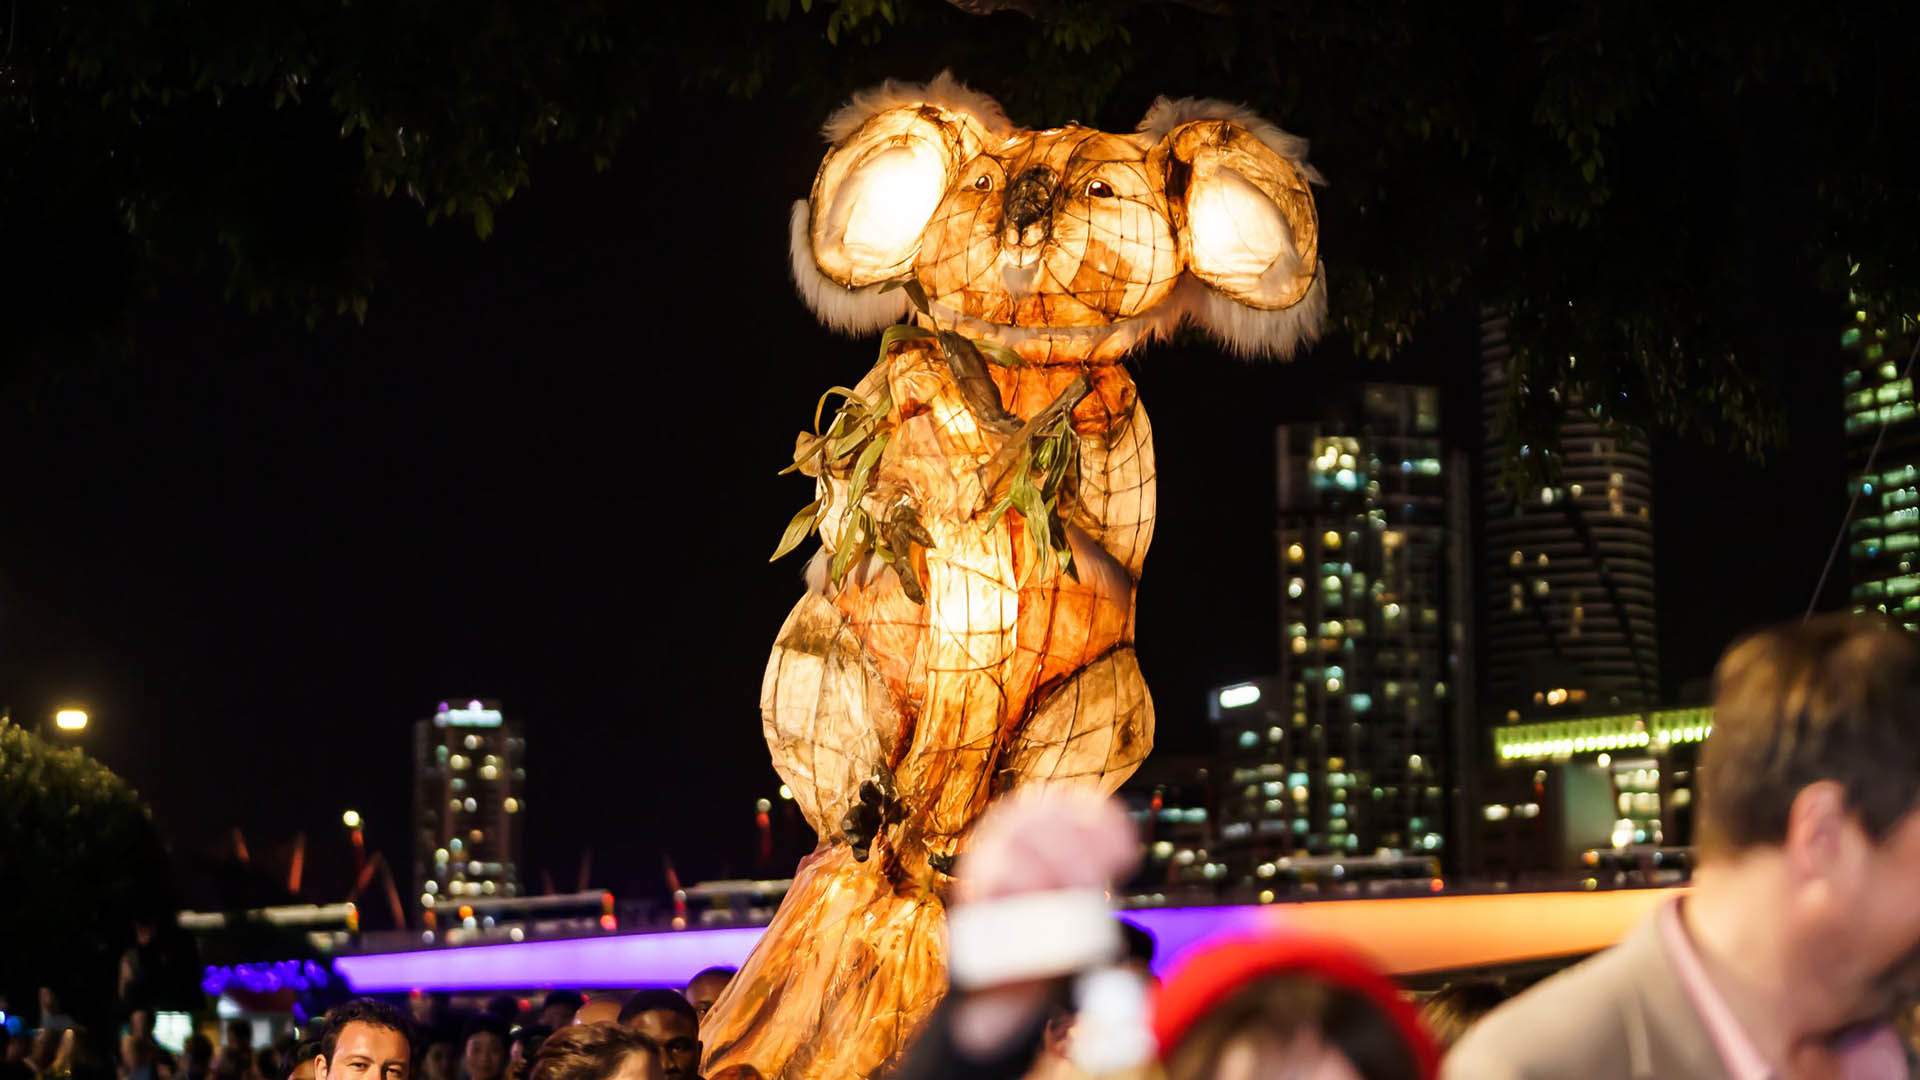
[[1658, 897, 1911, 1079]]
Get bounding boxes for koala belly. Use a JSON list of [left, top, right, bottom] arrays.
[[763, 351, 1154, 859]]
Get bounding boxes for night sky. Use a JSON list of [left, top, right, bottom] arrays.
[[0, 91, 1852, 914]]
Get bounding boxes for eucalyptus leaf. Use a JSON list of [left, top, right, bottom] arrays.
[[814, 385, 868, 433], [902, 279, 931, 315], [848, 431, 889, 508], [831, 509, 872, 585], [770, 498, 823, 562], [879, 323, 937, 357], [976, 340, 1025, 368]]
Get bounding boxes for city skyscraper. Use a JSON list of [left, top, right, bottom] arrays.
[[1212, 384, 1472, 882], [1479, 315, 1659, 723], [413, 699, 525, 920], [1842, 297, 1920, 628]]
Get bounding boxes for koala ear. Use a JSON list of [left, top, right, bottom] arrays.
[[1142, 98, 1326, 358], [792, 72, 1010, 335]]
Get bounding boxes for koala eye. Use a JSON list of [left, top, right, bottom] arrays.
[[972, 174, 993, 192], [1085, 179, 1116, 199]]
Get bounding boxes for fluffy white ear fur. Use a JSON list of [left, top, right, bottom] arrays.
[[821, 70, 1013, 145], [789, 200, 912, 336], [1135, 96, 1326, 186], [1135, 270, 1329, 360]]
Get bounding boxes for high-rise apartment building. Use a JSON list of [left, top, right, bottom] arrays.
[[1842, 299, 1920, 627], [1212, 385, 1471, 882], [1480, 316, 1659, 722], [413, 699, 525, 920]]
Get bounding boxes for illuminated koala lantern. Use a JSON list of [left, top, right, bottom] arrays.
[[702, 74, 1323, 1079]]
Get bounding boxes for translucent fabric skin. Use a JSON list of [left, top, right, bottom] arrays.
[[704, 76, 1321, 1080]]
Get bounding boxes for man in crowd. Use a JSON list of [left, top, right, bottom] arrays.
[[461, 1020, 509, 1080], [1448, 614, 1920, 1078], [536, 995, 583, 1032], [616, 994, 699, 1080], [680, 971, 734, 1026], [313, 1000, 412, 1080]]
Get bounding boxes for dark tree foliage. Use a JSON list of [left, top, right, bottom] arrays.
[[0, 1, 649, 354], [719, 1, 1920, 483], [4, 0, 1916, 478], [0, 720, 193, 1023]]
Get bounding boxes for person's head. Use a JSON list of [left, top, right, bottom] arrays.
[[680, 970, 736, 1025], [128, 1011, 153, 1041], [615, 993, 698, 1080], [1153, 935, 1436, 1080], [569, 1002, 621, 1029], [537, 994, 583, 1032], [461, 1019, 510, 1080], [420, 1037, 457, 1080], [529, 1023, 661, 1080], [315, 999, 413, 1080], [184, 1033, 215, 1072], [255, 1048, 282, 1079], [1700, 615, 1920, 1023], [36, 990, 57, 1017], [226, 1022, 254, 1050], [482, 999, 520, 1028], [1415, 980, 1509, 1051]]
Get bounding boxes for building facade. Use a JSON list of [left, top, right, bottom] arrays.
[[1212, 385, 1470, 885], [1478, 705, 1707, 881], [1479, 316, 1660, 724], [412, 699, 526, 923], [1843, 298, 1920, 628]]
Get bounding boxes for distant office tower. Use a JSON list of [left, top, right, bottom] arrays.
[[1480, 316, 1659, 723], [1212, 384, 1471, 884], [1842, 299, 1920, 628], [413, 699, 525, 918]]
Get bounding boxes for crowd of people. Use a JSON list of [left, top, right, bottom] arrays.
[[9, 614, 1920, 1078]]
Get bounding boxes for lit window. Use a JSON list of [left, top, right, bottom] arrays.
[[1288, 578, 1305, 598], [1323, 530, 1342, 550], [1287, 542, 1305, 562]]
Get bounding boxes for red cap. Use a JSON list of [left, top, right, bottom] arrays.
[[1151, 932, 1440, 1079]]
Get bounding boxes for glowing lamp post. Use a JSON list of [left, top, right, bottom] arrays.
[[343, 810, 366, 877], [47, 708, 90, 736]]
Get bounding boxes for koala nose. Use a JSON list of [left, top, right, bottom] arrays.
[[1003, 165, 1056, 241]]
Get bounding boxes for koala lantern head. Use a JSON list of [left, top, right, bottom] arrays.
[[792, 74, 1325, 366]]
